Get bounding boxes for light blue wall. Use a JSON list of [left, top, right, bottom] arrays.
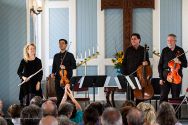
[[133, 9, 153, 57], [160, 0, 182, 49], [49, 8, 69, 59], [76, 0, 97, 57], [104, 8, 152, 58], [105, 9, 123, 58], [0, 0, 27, 108]]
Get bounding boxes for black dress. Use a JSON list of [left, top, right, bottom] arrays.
[[17, 57, 43, 105]]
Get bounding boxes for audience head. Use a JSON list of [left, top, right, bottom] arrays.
[[58, 102, 74, 118], [30, 96, 43, 107], [157, 101, 177, 125], [20, 105, 42, 125], [101, 107, 122, 125], [0, 100, 4, 117], [120, 106, 132, 125], [126, 107, 144, 125], [7, 104, 21, 118], [137, 102, 156, 125], [42, 99, 58, 117], [39, 116, 58, 125], [83, 106, 99, 125], [121, 100, 136, 108], [57, 116, 76, 125], [0, 117, 7, 125], [87, 102, 104, 116], [0, 100, 3, 110]]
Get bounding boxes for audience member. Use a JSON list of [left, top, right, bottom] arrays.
[[41, 99, 58, 117], [83, 106, 99, 125], [8, 104, 22, 125], [20, 105, 42, 125], [30, 96, 43, 107], [156, 102, 182, 125], [121, 100, 136, 108], [57, 116, 76, 125], [59, 86, 83, 124], [126, 107, 144, 125], [0, 100, 4, 117], [0, 117, 7, 125], [120, 106, 133, 125], [58, 102, 74, 118], [39, 116, 58, 125], [101, 107, 123, 125], [137, 102, 157, 125]]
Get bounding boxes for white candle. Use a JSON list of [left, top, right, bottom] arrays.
[[97, 46, 99, 52], [85, 51, 87, 58], [80, 53, 83, 59], [88, 49, 91, 56], [93, 47, 95, 54]]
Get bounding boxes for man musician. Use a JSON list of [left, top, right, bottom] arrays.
[[51, 39, 76, 106], [158, 34, 187, 103]]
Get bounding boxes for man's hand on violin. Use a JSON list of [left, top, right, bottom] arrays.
[[173, 58, 181, 64], [60, 65, 65, 70], [51, 73, 55, 79], [142, 61, 148, 66]]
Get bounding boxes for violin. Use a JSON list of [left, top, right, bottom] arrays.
[[167, 58, 181, 84], [133, 44, 154, 100], [59, 69, 70, 87]]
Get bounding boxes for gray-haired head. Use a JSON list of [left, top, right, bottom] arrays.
[[101, 107, 123, 125], [58, 102, 74, 118], [126, 107, 144, 125]]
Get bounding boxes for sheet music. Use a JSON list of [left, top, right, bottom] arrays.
[[125, 76, 136, 89], [135, 77, 142, 90], [114, 77, 122, 89], [104, 76, 111, 87], [79, 76, 85, 88]]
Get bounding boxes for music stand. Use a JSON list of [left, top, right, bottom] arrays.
[[175, 88, 188, 113], [80, 75, 107, 102], [116, 75, 127, 89], [117, 75, 140, 100], [70, 76, 82, 90]]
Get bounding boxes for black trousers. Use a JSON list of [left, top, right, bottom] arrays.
[[55, 79, 65, 107], [160, 81, 182, 104]]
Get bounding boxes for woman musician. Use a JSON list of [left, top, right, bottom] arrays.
[[17, 43, 43, 106]]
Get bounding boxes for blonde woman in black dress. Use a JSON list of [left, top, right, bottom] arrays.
[[17, 43, 43, 106]]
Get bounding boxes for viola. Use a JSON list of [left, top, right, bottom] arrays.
[[59, 69, 70, 87], [133, 44, 154, 100], [167, 59, 181, 84]]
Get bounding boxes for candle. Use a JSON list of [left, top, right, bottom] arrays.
[[93, 47, 95, 54], [97, 46, 99, 52], [80, 53, 83, 59], [88, 49, 91, 56], [85, 51, 87, 58]]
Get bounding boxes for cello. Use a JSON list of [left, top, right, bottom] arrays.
[[133, 44, 154, 100]]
